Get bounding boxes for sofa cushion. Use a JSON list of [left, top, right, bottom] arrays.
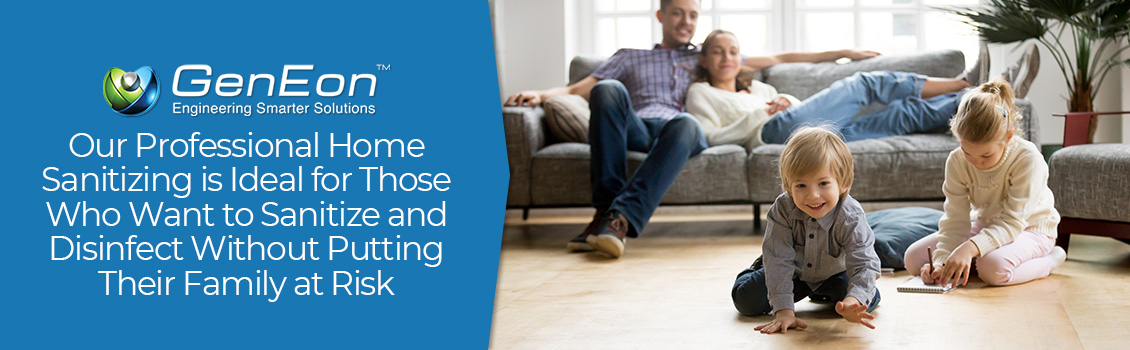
[[1014, 100, 1040, 147], [1049, 144, 1130, 223], [531, 144, 749, 205], [543, 95, 591, 143], [570, 55, 607, 85], [867, 207, 943, 269], [761, 50, 966, 100], [749, 134, 958, 203]]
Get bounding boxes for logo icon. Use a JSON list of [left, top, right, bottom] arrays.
[[103, 66, 159, 115]]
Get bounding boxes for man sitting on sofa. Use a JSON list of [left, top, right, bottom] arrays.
[[503, 0, 878, 259]]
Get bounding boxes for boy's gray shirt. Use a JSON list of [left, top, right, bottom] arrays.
[[763, 192, 880, 315]]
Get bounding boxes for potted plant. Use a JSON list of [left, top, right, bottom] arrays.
[[947, 0, 1130, 143]]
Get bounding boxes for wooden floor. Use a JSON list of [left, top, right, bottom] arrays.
[[491, 205, 1130, 350]]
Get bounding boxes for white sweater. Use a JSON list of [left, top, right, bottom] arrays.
[[933, 137, 1061, 266], [685, 81, 800, 149]]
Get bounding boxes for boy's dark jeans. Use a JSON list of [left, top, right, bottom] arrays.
[[731, 266, 881, 317]]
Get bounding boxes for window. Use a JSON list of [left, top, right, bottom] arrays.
[[584, 0, 980, 68]]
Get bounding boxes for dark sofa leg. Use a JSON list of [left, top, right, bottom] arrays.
[[1055, 233, 1070, 254], [522, 208, 530, 220], [753, 204, 761, 231]]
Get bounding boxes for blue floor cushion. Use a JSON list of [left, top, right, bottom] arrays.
[[867, 207, 943, 269]]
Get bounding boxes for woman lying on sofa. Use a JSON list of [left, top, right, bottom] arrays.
[[685, 29, 1032, 147]]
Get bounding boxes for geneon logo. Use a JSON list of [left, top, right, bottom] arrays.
[[103, 66, 160, 116]]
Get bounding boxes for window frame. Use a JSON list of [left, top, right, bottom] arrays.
[[577, 0, 979, 59]]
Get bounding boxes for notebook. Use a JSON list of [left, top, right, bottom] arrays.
[[896, 276, 955, 294]]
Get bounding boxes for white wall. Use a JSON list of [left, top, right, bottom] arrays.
[[494, 0, 574, 103], [491, 0, 504, 101], [1097, 55, 1124, 144], [1123, 49, 1130, 143]]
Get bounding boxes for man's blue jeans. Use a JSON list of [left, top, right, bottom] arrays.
[[761, 71, 963, 144], [731, 267, 882, 317], [588, 80, 708, 236]]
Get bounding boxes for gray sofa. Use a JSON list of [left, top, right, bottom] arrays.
[[1048, 112, 1130, 252], [503, 50, 1039, 222]]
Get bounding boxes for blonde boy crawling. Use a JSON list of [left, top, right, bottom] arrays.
[[731, 126, 881, 334]]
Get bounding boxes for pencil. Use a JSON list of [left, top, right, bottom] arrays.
[[927, 247, 934, 276]]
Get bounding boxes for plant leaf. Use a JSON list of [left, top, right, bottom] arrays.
[[1076, 31, 1092, 85], [1093, 0, 1130, 37], [945, 2, 1046, 43], [1027, 0, 1089, 20]]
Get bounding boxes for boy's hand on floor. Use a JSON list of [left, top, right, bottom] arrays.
[[835, 297, 876, 329], [755, 310, 808, 334]]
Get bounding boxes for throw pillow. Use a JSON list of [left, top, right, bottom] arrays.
[[543, 94, 590, 143], [866, 207, 943, 270]]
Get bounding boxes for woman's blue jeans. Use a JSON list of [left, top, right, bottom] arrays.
[[760, 71, 963, 144]]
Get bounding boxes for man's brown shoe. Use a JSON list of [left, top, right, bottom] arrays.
[[592, 211, 630, 258], [566, 209, 606, 252]]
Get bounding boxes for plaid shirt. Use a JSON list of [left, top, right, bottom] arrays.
[[590, 44, 700, 120]]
